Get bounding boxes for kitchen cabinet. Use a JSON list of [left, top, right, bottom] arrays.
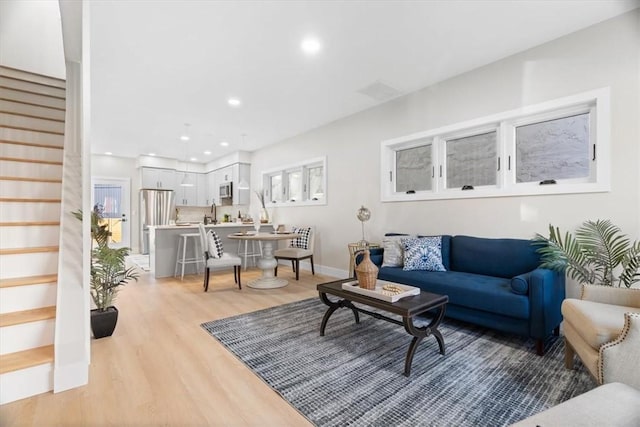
[[233, 163, 251, 205], [176, 172, 198, 206], [141, 167, 176, 190], [218, 166, 233, 183], [197, 173, 208, 206], [207, 171, 218, 206]]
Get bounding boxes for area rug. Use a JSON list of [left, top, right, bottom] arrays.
[[201, 298, 594, 426]]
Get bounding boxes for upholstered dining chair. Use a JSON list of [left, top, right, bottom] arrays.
[[562, 284, 640, 389], [274, 226, 315, 281], [197, 223, 242, 292]]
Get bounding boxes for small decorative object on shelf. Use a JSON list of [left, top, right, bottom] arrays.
[[356, 205, 371, 247], [355, 249, 378, 290]]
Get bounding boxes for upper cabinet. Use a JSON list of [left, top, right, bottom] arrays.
[[207, 171, 218, 206], [141, 167, 176, 190], [233, 163, 250, 205], [175, 172, 199, 206], [196, 173, 208, 206]]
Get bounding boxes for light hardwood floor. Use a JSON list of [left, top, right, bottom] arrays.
[[0, 266, 336, 426]]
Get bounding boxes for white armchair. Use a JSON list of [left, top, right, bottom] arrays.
[[562, 285, 640, 389]]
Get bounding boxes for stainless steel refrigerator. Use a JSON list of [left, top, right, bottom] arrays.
[[140, 189, 175, 254]]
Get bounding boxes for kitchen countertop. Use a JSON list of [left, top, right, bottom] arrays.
[[152, 223, 269, 229]]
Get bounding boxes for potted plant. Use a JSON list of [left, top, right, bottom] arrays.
[[73, 206, 139, 338], [534, 219, 640, 288]]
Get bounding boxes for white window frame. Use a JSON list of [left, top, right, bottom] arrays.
[[262, 156, 327, 207], [381, 87, 610, 202]]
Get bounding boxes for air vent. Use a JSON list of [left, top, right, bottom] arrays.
[[357, 80, 402, 102]]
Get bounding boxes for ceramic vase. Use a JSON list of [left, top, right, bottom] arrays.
[[355, 249, 379, 290]]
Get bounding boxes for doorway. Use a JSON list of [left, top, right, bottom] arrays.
[[91, 177, 131, 249]]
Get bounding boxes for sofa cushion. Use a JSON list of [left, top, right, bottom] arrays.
[[450, 235, 540, 278], [378, 267, 530, 319], [403, 237, 446, 272], [511, 273, 530, 295], [381, 235, 412, 267], [418, 235, 452, 270], [562, 299, 636, 348]]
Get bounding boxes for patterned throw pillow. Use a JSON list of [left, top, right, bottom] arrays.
[[381, 235, 412, 267], [403, 236, 446, 271], [290, 227, 311, 250], [207, 230, 223, 258]]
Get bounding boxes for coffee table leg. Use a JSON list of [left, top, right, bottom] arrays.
[[319, 292, 360, 336], [402, 304, 447, 377]]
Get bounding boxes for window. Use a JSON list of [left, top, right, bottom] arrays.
[[515, 112, 590, 184], [381, 88, 610, 202], [395, 143, 433, 193], [262, 156, 327, 206], [445, 131, 497, 189]]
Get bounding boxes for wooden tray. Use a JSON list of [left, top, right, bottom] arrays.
[[341, 280, 420, 302]]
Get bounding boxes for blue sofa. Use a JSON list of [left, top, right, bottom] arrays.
[[364, 235, 565, 355]]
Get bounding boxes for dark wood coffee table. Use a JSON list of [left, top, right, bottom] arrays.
[[317, 278, 448, 377]]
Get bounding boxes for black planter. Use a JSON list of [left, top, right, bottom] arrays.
[[91, 306, 119, 338]]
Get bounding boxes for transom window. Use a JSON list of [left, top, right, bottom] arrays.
[[381, 88, 609, 202]]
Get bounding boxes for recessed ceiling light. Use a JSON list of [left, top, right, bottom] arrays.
[[180, 135, 190, 141], [227, 98, 241, 107], [190, 157, 197, 162], [105, 151, 112, 155], [149, 152, 156, 156], [220, 141, 229, 147], [301, 36, 322, 55], [204, 150, 212, 155]]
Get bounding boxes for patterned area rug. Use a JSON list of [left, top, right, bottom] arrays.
[[201, 298, 594, 426]]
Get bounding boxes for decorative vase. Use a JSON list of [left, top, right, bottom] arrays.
[[355, 249, 379, 290], [260, 208, 269, 224]]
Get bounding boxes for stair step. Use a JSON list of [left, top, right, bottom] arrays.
[[0, 176, 62, 183], [0, 99, 66, 121], [0, 125, 64, 136], [0, 345, 54, 375], [0, 198, 61, 203], [0, 180, 63, 199], [0, 139, 63, 150], [0, 113, 66, 134], [0, 225, 60, 250], [0, 246, 59, 255], [1, 282, 57, 314], [0, 142, 64, 161], [0, 275, 57, 288], [0, 110, 64, 123], [0, 156, 62, 165], [0, 65, 65, 89], [0, 221, 60, 227], [0, 77, 65, 99], [0, 88, 66, 110], [0, 252, 59, 280], [0, 306, 56, 327]]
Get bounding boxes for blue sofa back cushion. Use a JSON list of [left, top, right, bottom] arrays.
[[418, 235, 452, 270], [450, 235, 540, 279]]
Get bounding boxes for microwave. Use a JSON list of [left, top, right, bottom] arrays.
[[219, 182, 232, 199]]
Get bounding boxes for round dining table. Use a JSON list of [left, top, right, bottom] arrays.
[[228, 231, 301, 289]]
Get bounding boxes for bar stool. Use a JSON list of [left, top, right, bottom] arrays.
[[174, 233, 203, 279], [237, 239, 262, 270]]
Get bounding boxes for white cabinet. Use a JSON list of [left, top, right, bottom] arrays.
[[233, 163, 251, 205], [207, 171, 218, 205], [218, 166, 233, 183], [197, 173, 208, 206], [176, 172, 198, 206], [141, 167, 176, 190]]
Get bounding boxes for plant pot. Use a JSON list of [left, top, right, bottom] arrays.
[[91, 306, 119, 339]]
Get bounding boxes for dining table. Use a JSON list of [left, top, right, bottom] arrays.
[[227, 231, 301, 289]]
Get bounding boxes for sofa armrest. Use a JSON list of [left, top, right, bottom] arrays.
[[599, 313, 640, 388], [528, 268, 566, 340], [581, 285, 640, 308]]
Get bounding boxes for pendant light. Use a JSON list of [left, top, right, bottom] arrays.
[[180, 124, 194, 187]]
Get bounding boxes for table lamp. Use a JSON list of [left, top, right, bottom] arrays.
[[357, 205, 371, 247]]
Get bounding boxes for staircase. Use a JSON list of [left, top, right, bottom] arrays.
[[0, 65, 65, 404]]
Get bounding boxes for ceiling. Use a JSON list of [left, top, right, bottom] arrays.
[[89, 0, 638, 162]]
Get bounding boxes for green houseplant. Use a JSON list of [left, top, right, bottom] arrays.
[[534, 219, 640, 288], [73, 206, 139, 338]]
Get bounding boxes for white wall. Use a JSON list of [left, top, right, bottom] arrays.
[[250, 10, 640, 273], [92, 155, 141, 253], [0, 0, 66, 78]]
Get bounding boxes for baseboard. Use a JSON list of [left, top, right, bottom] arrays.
[[276, 259, 345, 280]]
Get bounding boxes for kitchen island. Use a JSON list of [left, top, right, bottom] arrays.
[[149, 223, 274, 278]]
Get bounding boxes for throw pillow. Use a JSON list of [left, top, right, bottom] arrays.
[[207, 230, 223, 258], [381, 235, 412, 267], [290, 227, 311, 250], [403, 236, 446, 272]]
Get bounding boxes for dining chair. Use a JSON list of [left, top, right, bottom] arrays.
[[274, 226, 315, 281], [197, 223, 242, 291]]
